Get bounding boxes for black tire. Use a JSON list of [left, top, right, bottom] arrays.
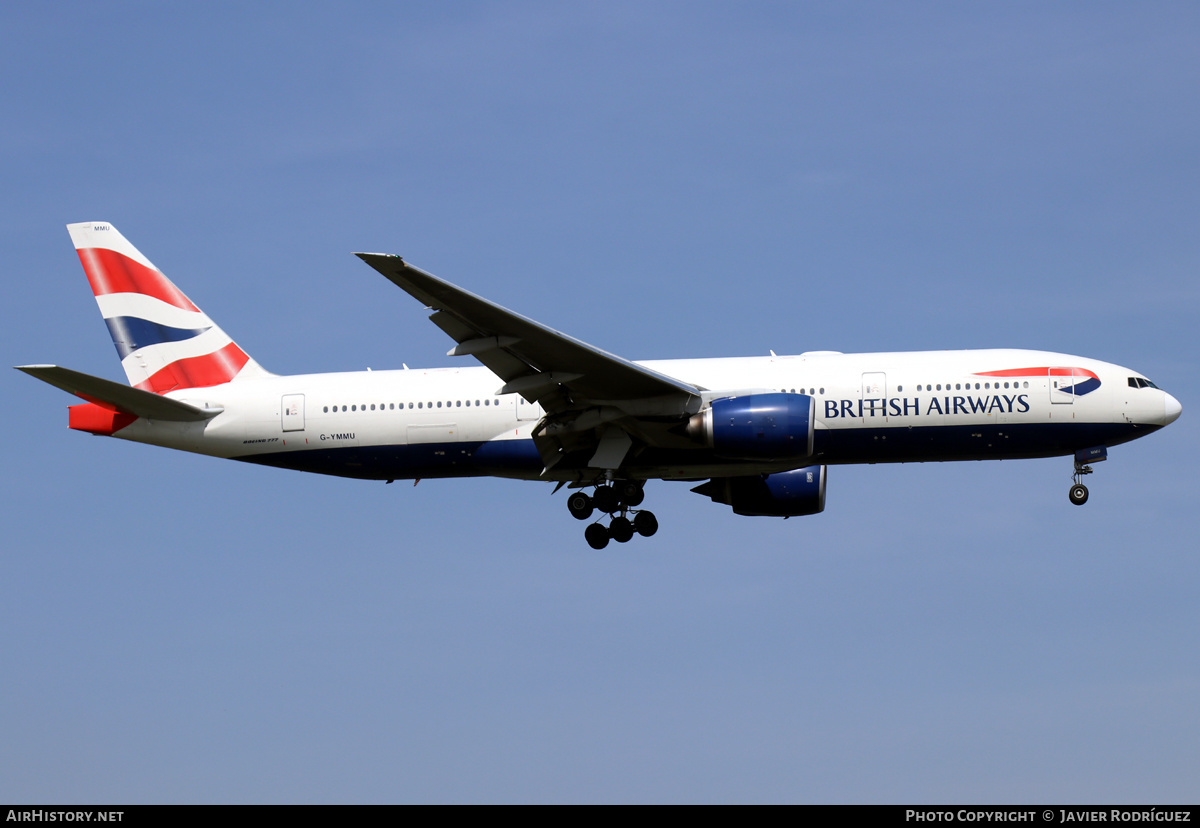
[[567, 491, 594, 520], [623, 487, 645, 508], [633, 510, 658, 537], [593, 485, 620, 514], [1069, 484, 1089, 506], [585, 523, 610, 549], [609, 516, 634, 543]]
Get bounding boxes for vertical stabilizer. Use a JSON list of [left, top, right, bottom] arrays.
[[68, 222, 270, 393]]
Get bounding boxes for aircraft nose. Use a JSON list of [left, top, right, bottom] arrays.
[[1164, 392, 1182, 425]]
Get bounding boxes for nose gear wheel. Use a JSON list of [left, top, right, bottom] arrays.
[[1069, 461, 1094, 506]]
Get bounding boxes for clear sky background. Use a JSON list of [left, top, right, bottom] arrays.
[[2, 2, 1197, 804]]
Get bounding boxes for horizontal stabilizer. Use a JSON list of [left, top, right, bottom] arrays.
[[14, 365, 220, 421]]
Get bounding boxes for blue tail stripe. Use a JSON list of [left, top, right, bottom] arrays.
[[103, 316, 212, 360]]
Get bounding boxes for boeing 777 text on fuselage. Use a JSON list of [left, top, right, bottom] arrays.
[[18, 223, 1182, 548]]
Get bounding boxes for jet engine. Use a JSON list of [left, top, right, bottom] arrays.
[[692, 465, 827, 517], [687, 392, 814, 460]]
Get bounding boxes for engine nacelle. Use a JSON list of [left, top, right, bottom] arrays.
[[687, 392, 814, 460], [692, 465, 827, 517]]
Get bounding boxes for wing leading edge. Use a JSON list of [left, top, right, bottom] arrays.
[[355, 253, 704, 474], [355, 254, 701, 414]]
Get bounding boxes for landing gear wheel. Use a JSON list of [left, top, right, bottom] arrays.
[[633, 510, 658, 537], [584, 523, 610, 549], [593, 485, 620, 514], [609, 516, 634, 543], [1069, 484, 1089, 506], [567, 491, 594, 520], [618, 481, 644, 508]]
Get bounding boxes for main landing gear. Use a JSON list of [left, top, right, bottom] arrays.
[[567, 481, 658, 549]]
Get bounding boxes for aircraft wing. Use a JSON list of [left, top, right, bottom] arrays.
[[355, 254, 702, 419]]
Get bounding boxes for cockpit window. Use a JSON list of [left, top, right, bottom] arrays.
[[1128, 377, 1161, 390]]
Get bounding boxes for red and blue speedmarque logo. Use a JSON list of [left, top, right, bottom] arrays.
[[975, 367, 1102, 396]]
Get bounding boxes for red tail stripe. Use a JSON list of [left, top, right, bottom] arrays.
[[135, 341, 250, 394], [77, 247, 199, 311]]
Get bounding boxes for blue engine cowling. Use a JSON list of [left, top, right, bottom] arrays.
[[687, 392, 814, 460], [691, 465, 827, 517]]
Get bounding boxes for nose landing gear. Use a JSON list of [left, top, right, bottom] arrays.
[[567, 481, 658, 548], [1069, 478, 1089, 505], [1068, 446, 1107, 506], [1068, 454, 1095, 505]]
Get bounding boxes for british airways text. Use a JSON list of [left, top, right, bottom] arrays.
[[824, 395, 1031, 419]]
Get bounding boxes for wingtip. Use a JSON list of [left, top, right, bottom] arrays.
[[354, 252, 404, 261]]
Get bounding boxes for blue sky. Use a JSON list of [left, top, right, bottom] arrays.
[[2, 2, 1197, 803]]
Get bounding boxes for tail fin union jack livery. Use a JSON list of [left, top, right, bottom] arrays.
[[17, 222, 1182, 548]]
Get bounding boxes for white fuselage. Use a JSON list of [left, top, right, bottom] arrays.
[[110, 348, 1177, 483]]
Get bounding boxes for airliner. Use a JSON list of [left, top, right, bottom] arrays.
[[18, 223, 1182, 548]]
